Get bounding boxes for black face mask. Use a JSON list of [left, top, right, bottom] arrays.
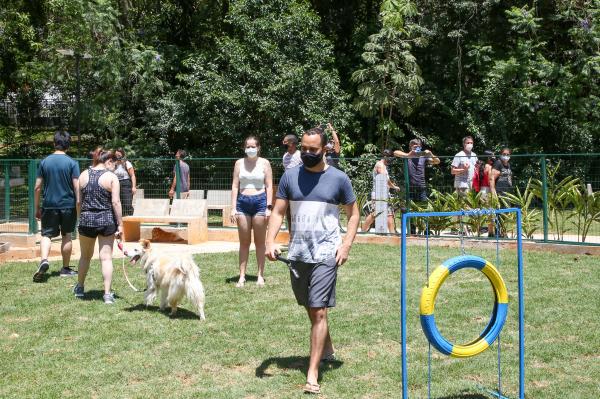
[[385, 157, 395, 164], [281, 143, 289, 150], [301, 151, 323, 168]]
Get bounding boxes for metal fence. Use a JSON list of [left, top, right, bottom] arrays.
[[1, 154, 599, 245]]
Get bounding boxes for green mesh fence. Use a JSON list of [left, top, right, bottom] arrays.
[[1, 154, 599, 244]]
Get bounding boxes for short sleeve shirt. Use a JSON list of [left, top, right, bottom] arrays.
[[492, 160, 513, 194], [282, 150, 302, 169], [173, 161, 190, 192], [277, 165, 356, 263], [114, 160, 133, 180], [451, 151, 478, 189], [37, 153, 80, 209], [407, 157, 427, 187]]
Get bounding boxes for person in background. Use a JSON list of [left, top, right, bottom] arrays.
[[394, 138, 440, 202], [73, 150, 123, 304], [282, 134, 302, 170], [33, 131, 80, 282], [282, 134, 302, 230], [168, 149, 191, 199], [451, 136, 478, 195], [490, 147, 513, 198], [473, 150, 495, 235], [265, 126, 360, 395], [489, 147, 513, 237], [361, 149, 400, 233], [114, 148, 137, 216], [325, 123, 341, 168], [88, 146, 103, 168], [231, 136, 273, 288], [473, 150, 495, 199]]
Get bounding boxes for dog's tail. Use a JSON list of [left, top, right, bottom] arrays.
[[182, 256, 205, 321]]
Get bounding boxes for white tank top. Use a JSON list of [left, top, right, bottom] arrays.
[[239, 160, 265, 190]]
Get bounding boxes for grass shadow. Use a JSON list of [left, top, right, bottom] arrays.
[[436, 395, 490, 399], [32, 271, 61, 283], [255, 356, 343, 379], [81, 289, 119, 301], [123, 303, 201, 320], [224, 274, 258, 284]]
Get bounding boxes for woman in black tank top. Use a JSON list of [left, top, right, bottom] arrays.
[[74, 150, 123, 304]]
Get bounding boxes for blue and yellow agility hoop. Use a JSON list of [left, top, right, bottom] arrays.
[[420, 255, 509, 358]]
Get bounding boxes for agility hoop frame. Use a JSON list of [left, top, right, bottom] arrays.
[[400, 208, 525, 399]]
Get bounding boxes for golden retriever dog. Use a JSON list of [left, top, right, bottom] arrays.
[[125, 239, 206, 320]]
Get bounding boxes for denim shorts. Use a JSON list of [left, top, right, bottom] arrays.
[[236, 192, 267, 217]]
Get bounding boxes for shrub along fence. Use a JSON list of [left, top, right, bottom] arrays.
[[1, 154, 599, 245]]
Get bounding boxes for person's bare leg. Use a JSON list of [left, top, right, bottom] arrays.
[[306, 307, 330, 386], [362, 213, 374, 232], [236, 215, 252, 287], [252, 215, 268, 286], [77, 235, 96, 287], [98, 235, 115, 294], [305, 306, 334, 357], [61, 233, 72, 268], [39, 236, 52, 262], [387, 214, 396, 234]]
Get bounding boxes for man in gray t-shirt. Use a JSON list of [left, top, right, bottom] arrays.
[[168, 149, 191, 199], [266, 127, 360, 395]]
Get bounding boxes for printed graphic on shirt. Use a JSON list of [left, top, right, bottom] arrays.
[[289, 200, 342, 263], [277, 166, 356, 263]]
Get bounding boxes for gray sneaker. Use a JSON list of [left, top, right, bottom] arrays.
[[33, 260, 50, 282], [103, 293, 115, 304], [73, 283, 84, 298], [60, 267, 78, 277]]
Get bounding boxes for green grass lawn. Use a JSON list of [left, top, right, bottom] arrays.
[[1, 244, 599, 398]]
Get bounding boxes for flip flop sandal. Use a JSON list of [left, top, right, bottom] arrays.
[[303, 383, 321, 394]]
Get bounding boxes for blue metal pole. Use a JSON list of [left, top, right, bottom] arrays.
[[401, 213, 408, 398], [516, 208, 525, 399]]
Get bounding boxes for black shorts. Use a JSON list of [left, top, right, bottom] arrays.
[[41, 208, 77, 238], [78, 224, 117, 238], [290, 257, 337, 308]]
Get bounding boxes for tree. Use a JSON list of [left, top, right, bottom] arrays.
[[159, 0, 353, 157], [351, 0, 424, 150]]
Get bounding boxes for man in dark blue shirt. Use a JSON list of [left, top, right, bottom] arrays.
[[33, 131, 80, 282]]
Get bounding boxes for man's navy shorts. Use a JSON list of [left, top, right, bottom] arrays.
[[41, 208, 77, 238]]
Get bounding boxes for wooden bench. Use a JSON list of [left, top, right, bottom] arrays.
[[206, 190, 235, 227], [122, 199, 208, 244]]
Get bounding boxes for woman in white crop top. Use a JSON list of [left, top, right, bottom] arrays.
[[231, 136, 273, 288]]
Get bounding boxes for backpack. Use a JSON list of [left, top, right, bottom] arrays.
[[472, 160, 485, 192]]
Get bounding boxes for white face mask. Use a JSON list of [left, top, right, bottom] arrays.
[[465, 143, 473, 152], [245, 147, 258, 158], [501, 155, 510, 162]]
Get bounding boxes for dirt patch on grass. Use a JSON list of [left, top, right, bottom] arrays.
[[532, 380, 550, 388], [175, 372, 196, 386]]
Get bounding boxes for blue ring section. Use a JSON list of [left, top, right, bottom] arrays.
[[483, 303, 508, 345], [420, 314, 452, 355], [443, 254, 486, 273]]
